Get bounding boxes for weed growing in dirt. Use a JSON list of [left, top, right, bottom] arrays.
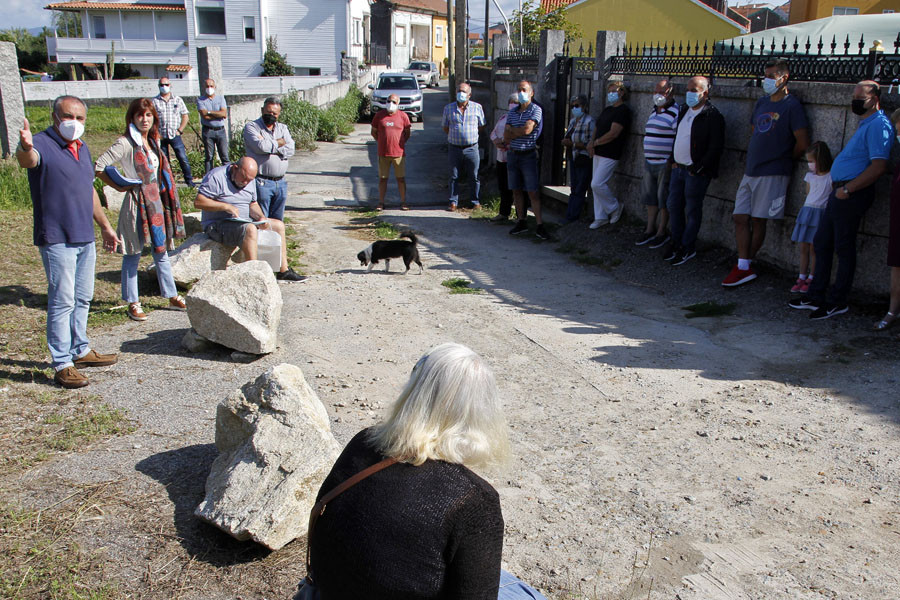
[[0, 483, 124, 600], [469, 195, 501, 220], [441, 278, 482, 294], [682, 301, 737, 318]]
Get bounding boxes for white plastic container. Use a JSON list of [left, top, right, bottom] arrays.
[[256, 229, 282, 272]]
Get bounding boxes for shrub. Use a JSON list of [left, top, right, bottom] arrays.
[[281, 90, 320, 151], [317, 85, 364, 141], [229, 123, 247, 159], [186, 149, 206, 179], [261, 36, 294, 77]]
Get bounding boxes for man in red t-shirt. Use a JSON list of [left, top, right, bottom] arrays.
[[371, 93, 412, 210]]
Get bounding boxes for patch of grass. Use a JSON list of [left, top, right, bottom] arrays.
[[46, 405, 133, 452], [0, 485, 124, 600], [0, 161, 32, 211], [350, 206, 381, 218], [682, 301, 737, 319], [284, 219, 307, 273], [372, 221, 400, 239], [178, 185, 196, 214], [441, 278, 483, 294], [469, 194, 501, 220]]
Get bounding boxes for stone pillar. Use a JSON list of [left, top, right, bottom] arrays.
[[536, 29, 565, 187], [0, 42, 25, 159], [197, 46, 224, 95], [591, 30, 626, 118], [492, 33, 508, 61], [341, 56, 359, 83]]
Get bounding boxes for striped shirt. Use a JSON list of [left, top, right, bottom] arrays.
[[152, 94, 188, 139], [564, 114, 594, 157], [643, 103, 679, 164], [442, 101, 485, 146], [507, 102, 542, 151]]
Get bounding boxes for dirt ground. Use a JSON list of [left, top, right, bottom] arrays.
[[3, 87, 899, 600]]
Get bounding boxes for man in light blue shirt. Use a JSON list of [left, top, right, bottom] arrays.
[[197, 78, 230, 173], [243, 97, 295, 220], [790, 80, 894, 319], [442, 82, 485, 210]]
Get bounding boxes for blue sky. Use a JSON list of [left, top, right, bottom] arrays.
[[6, 0, 775, 33]]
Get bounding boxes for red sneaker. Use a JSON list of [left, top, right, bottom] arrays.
[[721, 264, 757, 287], [790, 278, 806, 293]]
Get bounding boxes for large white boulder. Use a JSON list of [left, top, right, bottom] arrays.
[[186, 260, 282, 354], [194, 364, 341, 550], [166, 233, 236, 287]]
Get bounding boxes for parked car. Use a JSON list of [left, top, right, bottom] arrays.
[[406, 61, 440, 88], [367, 72, 424, 122]]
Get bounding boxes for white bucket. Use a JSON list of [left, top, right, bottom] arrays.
[[256, 229, 281, 272]]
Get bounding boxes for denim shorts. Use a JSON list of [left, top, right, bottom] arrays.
[[205, 220, 248, 247], [507, 149, 540, 192]]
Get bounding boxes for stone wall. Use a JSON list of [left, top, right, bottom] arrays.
[[609, 75, 898, 294]]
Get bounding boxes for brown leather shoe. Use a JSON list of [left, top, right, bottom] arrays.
[[128, 302, 147, 321], [74, 349, 118, 368], [169, 295, 186, 310], [55, 366, 89, 389]]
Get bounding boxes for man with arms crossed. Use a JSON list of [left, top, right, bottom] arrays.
[[504, 80, 547, 240], [243, 97, 295, 220], [195, 157, 304, 281], [197, 78, 229, 173], [17, 95, 119, 389]]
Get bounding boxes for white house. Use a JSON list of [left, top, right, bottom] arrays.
[[45, 0, 372, 80]]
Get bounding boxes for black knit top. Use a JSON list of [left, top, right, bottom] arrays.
[[308, 428, 504, 600]]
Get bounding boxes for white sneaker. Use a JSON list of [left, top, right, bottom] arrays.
[[609, 203, 624, 224], [589, 219, 609, 230]]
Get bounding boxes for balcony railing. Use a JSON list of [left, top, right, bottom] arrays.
[[47, 36, 188, 59]]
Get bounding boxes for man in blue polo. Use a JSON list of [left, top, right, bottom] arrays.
[[442, 82, 485, 211], [197, 78, 230, 173], [243, 97, 295, 220], [504, 80, 547, 240], [16, 95, 120, 389], [790, 80, 894, 319]]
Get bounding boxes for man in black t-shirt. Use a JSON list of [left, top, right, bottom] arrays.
[[588, 81, 631, 229]]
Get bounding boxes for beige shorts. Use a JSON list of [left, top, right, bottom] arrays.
[[378, 155, 406, 179]]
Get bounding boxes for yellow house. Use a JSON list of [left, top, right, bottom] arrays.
[[789, 0, 900, 23], [564, 0, 748, 51], [433, 15, 448, 74]]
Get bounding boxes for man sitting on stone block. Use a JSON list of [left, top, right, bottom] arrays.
[[195, 156, 305, 281]]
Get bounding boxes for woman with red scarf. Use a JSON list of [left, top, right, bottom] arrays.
[[96, 98, 186, 322]]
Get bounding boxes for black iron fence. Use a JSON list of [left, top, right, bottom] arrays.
[[364, 43, 389, 66], [495, 42, 540, 69], [606, 33, 900, 85]]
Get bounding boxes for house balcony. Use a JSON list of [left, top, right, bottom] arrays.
[[47, 36, 189, 65]]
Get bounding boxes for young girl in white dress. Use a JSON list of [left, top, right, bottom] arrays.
[[790, 141, 833, 293]]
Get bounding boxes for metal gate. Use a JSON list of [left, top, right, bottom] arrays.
[[552, 51, 596, 186]]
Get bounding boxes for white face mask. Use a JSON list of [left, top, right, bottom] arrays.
[[653, 93, 668, 107], [159, 85, 170, 94], [387, 102, 398, 113], [206, 87, 215, 96], [56, 118, 84, 142]]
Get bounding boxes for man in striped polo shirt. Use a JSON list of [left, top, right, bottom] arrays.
[[636, 79, 679, 248], [504, 80, 547, 240]]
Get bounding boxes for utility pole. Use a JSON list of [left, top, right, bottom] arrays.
[[454, 0, 466, 87], [484, 0, 489, 59], [447, 0, 454, 89]]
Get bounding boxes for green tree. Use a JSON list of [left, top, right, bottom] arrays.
[[510, 0, 582, 44], [261, 36, 293, 76], [0, 27, 51, 73]]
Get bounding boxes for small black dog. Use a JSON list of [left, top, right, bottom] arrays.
[[357, 232, 424, 274]]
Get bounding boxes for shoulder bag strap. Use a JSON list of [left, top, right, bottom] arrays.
[[305, 456, 398, 576]]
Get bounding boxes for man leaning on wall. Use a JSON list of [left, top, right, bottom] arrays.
[[722, 59, 809, 287]]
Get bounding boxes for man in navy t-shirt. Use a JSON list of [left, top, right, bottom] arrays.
[[16, 95, 119, 389], [723, 59, 809, 287]]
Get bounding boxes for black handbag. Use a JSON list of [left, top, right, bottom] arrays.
[[293, 457, 397, 599]]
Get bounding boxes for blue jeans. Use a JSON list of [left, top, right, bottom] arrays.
[[202, 127, 229, 173], [565, 153, 592, 222], [808, 184, 876, 306], [256, 177, 288, 220], [449, 144, 480, 205], [121, 251, 177, 304], [160, 135, 193, 185], [666, 166, 711, 253], [498, 570, 547, 600], [39, 242, 96, 371]]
